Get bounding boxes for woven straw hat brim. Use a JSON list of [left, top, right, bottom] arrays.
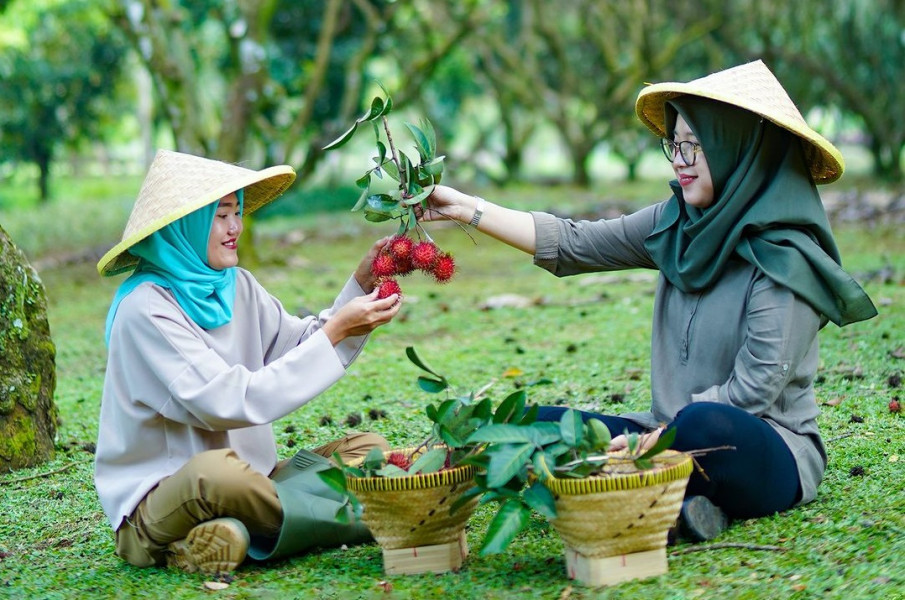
[[97, 150, 296, 276], [635, 60, 844, 184]]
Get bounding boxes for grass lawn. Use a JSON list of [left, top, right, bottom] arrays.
[[1, 180, 903, 599]]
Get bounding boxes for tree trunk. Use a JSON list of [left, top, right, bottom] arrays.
[[0, 226, 58, 472]]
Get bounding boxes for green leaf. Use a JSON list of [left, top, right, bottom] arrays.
[[364, 193, 400, 213], [438, 424, 466, 448], [633, 457, 653, 470], [480, 500, 530, 555], [450, 485, 483, 515], [355, 172, 371, 190], [422, 155, 445, 176], [636, 426, 677, 464], [587, 418, 612, 451], [467, 422, 560, 446], [362, 96, 385, 122], [523, 482, 557, 519], [435, 399, 458, 422], [485, 443, 534, 488], [422, 119, 437, 156], [519, 404, 539, 425], [466, 424, 535, 444], [473, 398, 493, 421], [403, 184, 432, 206], [409, 448, 447, 474], [405, 346, 443, 377], [417, 376, 448, 394], [376, 464, 410, 478], [405, 121, 433, 161], [626, 431, 640, 453], [425, 403, 438, 423], [382, 160, 400, 182], [413, 167, 434, 188], [350, 187, 369, 212], [322, 122, 359, 151], [334, 503, 350, 524], [375, 81, 392, 106], [362, 446, 386, 471], [559, 409, 584, 447], [376, 141, 386, 165], [493, 389, 527, 424], [317, 467, 347, 494], [364, 211, 393, 223], [526, 378, 555, 387]]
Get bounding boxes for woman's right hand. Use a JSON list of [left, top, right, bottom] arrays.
[[420, 185, 477, 224], [321, 289, 401, 346], [422, 185, 537, 254]]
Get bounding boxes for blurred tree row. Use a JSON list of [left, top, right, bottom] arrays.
[[1, 0, 904, 204]]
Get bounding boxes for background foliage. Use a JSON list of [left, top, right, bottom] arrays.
[[1, 0, 905, 207]]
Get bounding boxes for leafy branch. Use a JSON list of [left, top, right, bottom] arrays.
[[323, 83, 444, 234]]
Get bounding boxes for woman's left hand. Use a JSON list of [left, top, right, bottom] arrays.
[[609, 427, 663, 452], [354, 236, 392, 292]]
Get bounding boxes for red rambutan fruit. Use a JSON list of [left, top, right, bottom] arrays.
[[890, 398, 902, 414], [371, 251, 397, 277], [412, 240, 439, 271], [386, 451, 412, 471], [394, 255, 415, 276], [377, 278, 402, 299], [431, 252, 456, 283], [387, 235, 414, 261]]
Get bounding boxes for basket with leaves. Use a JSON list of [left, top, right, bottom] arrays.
[[466, 410, 692, 587], [317, 347, 538, 575]]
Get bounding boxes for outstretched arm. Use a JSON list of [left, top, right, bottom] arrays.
[[422, 185, 537, 255]]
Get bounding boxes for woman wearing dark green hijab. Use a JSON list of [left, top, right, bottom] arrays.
[[420, 61, 876, 542]]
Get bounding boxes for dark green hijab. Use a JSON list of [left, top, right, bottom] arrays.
[[644, 96, 876, 327]]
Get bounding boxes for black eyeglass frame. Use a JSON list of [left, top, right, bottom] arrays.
[[660, 138, 703, 166]]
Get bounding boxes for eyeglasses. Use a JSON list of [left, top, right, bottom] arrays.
[[660, 138, 703, 166]]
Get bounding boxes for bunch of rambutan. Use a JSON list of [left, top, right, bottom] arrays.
[[373, 234, 456, 299]]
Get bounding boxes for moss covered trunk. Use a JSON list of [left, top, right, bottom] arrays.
[[0, 225, 58, 472]]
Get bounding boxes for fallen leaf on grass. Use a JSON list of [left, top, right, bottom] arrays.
[[203, 581, 229, 590], [481, 294, 533, 310], [823, 397, 844, 407]]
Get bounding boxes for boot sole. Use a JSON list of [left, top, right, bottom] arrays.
[[679, 496, 728, 542], [167, 518, 249, 574]]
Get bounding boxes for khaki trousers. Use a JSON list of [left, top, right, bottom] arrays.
[[115, 432, 387, 567]]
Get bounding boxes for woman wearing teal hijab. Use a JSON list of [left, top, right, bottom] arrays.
[[95, 150, 402, 574], [104, 190, 242, 345], [419, 61, 876, 542]]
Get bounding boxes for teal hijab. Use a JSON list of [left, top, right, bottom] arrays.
[[644, 97, 876, 327], [104, 190, 244, 345]]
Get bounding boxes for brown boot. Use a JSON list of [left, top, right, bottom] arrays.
[[166, 518, 249, 574]]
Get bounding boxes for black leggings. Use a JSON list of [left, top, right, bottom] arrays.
[[535, 402, 801, 519]]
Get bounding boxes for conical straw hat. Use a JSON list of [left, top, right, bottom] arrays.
[[635, 60, 843, 184], [97, 149, 296, 276]]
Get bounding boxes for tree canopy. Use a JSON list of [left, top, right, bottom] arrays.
[[1, 0, 903, 202]]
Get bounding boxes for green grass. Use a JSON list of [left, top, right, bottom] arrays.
[[1, 182, 904, 599]]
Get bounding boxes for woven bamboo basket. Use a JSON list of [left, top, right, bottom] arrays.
[[543, 449, 693, 586], [346, 448, 478, 574]]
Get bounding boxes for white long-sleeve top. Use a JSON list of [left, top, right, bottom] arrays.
[[94, 268, 368, 529]]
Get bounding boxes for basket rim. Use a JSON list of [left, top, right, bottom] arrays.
[[544, 449, 693, 496], [345, 446, 475, 492]]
